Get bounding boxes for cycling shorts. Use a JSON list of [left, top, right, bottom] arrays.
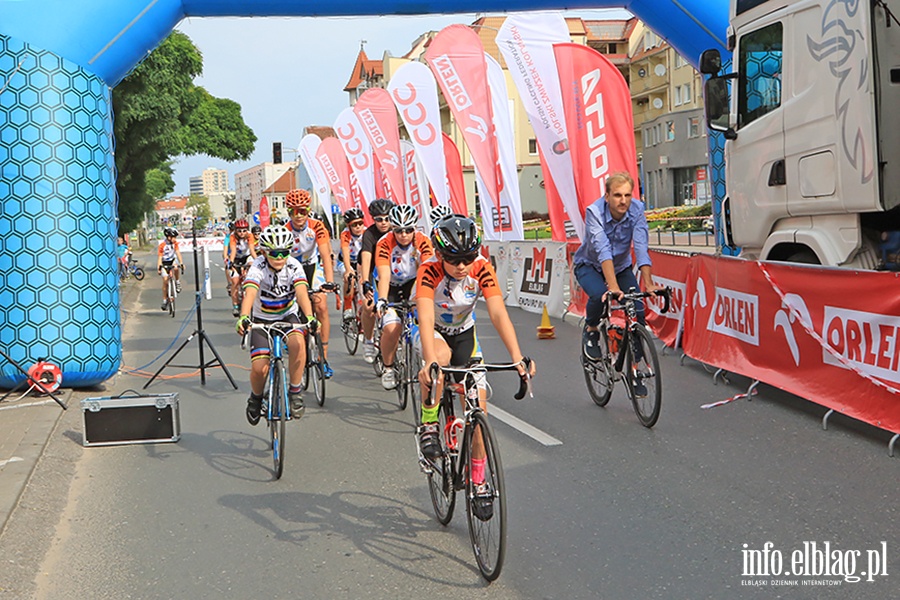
[[381, 279, 416, 327], [249, 313, 305, 362]]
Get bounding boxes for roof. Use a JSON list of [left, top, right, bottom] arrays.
[[583, 19, 632, 42], [305, 125, 336, 140], [343, 48, 384, 91], [263, 169, 295, 195], [156, 196, 188, 210]]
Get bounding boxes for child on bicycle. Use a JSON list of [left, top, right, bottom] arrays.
[[228, 219, 257, 317], [374, 204, 434, 390], [415, 216, 535, 519], [339, 207, 366, 321], [157, 227, 184, 311], [572, 171, 662, 396], [235, 225, 315, 426]]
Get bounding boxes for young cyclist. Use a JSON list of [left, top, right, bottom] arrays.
[[284, 189, 337, 378], [429, 204, 453, 231], [223, 221, 234, 295], [157, 227, 184, 311], [358, 198, 395, 363], [227, 219, 257, 317], [339, 207, 366, 320], [235, 225, 315, 425], [416, 216, 535, 519], [374, 204, 434, 389], [251, 224, 262, 255]]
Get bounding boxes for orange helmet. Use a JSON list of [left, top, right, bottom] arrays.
[[285, 189, 311, 209]]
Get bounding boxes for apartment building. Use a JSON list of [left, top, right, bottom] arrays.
[[234, 161, 297, 222]]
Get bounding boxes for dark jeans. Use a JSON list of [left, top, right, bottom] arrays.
[[574, 263, 645, 328]]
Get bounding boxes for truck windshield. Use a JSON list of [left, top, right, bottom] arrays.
[[738, 22, 783, 128]]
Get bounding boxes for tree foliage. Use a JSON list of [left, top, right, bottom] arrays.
[[186, 194, 212, 229], [113, 31, 256, 234]]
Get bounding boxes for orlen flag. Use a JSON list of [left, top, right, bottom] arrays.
[[425, 24, 501, 213], [353, 88, 406, 205], [259, 196, 270, 229], [553, 43, 639, 215], [316, 137, 355, 215]]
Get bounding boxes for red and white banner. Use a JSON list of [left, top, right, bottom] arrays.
[[388, 61, 451, 209], [645, 250, 690, 348], [442, 132, 468, 216], [554, 43, 639, 216], [334, 107, 377, 206], [683, 255, 900, 433], [401, 140, 430, 232], [259, 196, 270, 229], [316, 137, 356, 215], [179, 237, 225, 253], [298, 133, 331, 206], [425, 24, 501, 213], [482, 53, 524, 241], [353, 88, 406, 205], [496, 13, 584, 240], [539, 145, 579, 241]]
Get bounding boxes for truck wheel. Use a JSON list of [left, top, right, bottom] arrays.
[[786, 249, 820, 265]]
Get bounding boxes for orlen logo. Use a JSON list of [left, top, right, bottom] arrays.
[[647, 275, 684, 321], [391, 83, 438, 146], [580, 69, 610, 181], [432, 55, 472, 110], [823, 307, 900, 383], [706, 286, 759, 346], [317, 154, 340, 187], [356, 108, 386, 148]]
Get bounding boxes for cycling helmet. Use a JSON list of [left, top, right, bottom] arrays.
[[343, 207, 365, 224], [164, 227, 178, 237], [285, 188, 311, 209], [368, 198, 394, 217], [234, 219, 249, 230], [227, 221, 235, 231], [389, 204, 418, 229], [429, 205, 453, 225], [258, 224, 294, 252], [251, 225, 262, 235], [433, 216, 481, 257]]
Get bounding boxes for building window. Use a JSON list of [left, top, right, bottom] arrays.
[[688, 116, 701, 138], [666, 121, 675, 141], [644, 129, 651, 148], [674, 86, 682, 106], [675, 54, 684, 69], [528, 138, 538, 155], [682, 83, 692, 104]]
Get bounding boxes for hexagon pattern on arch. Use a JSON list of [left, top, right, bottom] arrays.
[[0, 33, 120, 387]]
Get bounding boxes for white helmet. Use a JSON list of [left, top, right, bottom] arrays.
[[389, 204, 418, 229], [429, 205, 453, 225], [258, 225, 293, 251]]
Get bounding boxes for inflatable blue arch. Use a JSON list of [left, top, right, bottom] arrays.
[[0, 0, 728, 387]]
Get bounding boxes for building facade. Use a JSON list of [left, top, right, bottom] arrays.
[[189, 167, 230, 197], [234, 161, 297, 222]]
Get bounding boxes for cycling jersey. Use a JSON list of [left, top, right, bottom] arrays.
[[242, 255, 308, 320], [286, 218, 330, 265], [416, 256, 501, 335], [340, 229, 363, 264], [232, 235, 253, 261], [158, 240, 180, 264], [374, 231, 433, 287]]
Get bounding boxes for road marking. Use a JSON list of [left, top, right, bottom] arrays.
[[0, 399, 56, 411], [488, 406, 562, 446], [0, 457, 24, 468]]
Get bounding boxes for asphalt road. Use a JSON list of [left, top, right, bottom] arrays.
[[1, 252, 897, 599]]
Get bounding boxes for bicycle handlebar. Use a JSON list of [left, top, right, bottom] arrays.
[[428, 357, 534, 400], [240, 321, 309, 349], [605, 287, 671, 314], [309, 282, 338, 294]]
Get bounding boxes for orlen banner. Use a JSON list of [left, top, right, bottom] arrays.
[[645, 250, 690, 348], [334, 107, 377, 206], [442, 133, 469, 216], [354, 88, 406, 205], [683, 255, 900, 433], [554, 43, 639, 215], [388, 62, 451, 208], [425, 24, 501, 213], [506, 241, 568, 317], [259, 196, 270, 229], [298, 133, 331, 207], [316, 137, 355, 215], [401, 140, 429, 231]]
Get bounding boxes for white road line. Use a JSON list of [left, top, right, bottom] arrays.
[[488, 406, 562, 446], [0, 399, 56, 411], [0, 457, 24, 468]]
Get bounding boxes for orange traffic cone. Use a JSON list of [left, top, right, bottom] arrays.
[[536, 305, 555, 339]]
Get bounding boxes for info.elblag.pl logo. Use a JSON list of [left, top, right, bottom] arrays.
[[741, 542, 889, 587]]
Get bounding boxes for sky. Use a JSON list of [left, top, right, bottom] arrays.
[[171, 9, 632, 196]]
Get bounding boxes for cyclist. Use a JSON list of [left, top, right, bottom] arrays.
[[358, 198, 395, 363], [157, 227, 184, 311], [374, 204, 434, 389], [117, 236, 129, 279], [284, 189, 336, 378], [339, 207, 366, 320], [223, 221, 235, 295], [236, 225, 316, 425], [228, 219, 257, 317], [416, 216, 535, 519], [429, 204, 453, 231], [572, 171, 662, 397], [251, 224, 262, 254]]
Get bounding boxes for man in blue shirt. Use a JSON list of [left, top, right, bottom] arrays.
[[573, 172, 662, 391]]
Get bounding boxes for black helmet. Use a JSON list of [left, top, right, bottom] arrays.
[[368, 198, 394, 217], [343, 207, 365, 224], [433, 216, 480, 257], [164, 227, 178, 238], [251, 225, 262, 235]]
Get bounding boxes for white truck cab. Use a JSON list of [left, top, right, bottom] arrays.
[[702, 0, 900, 267]]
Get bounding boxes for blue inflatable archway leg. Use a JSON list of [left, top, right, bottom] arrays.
[[0, 34, 120, 388]]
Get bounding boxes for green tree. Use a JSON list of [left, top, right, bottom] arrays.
[[186, 194, 212, 230], [113, 31, 256, 234]]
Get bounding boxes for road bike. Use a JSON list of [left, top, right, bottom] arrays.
[[160, 263, 180, 317], [418, 359, 532, 581], [302, 284, 336, 407], [382, 300, 421, 412], [340, 271, 363, 355], [581, 287, 670, 428], [242, 320, 308, 479]]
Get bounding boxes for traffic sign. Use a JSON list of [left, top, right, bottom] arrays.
[[253, 212, 260, 224]]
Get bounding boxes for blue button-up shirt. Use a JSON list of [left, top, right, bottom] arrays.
[[573, 197, 651, 274]]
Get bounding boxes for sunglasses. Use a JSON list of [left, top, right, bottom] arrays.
[[443, 254, 477, 266], [290, 208, 309, 216], [349, 221, 365, 227], [236, 228, 248, 233], [267, 249, 290, 259], [373, 216, 390, 223], [394, 227, 415, 235]]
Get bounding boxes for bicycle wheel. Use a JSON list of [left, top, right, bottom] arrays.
[[583, 326, 613, 407], [427, 396, 457, 525], [168, 278, 175, 317], [133, 267, 145, 281], [464, 410, 507, 581], [343, 315, 360, 355], [312, 333, 326, 407], [302, 334, 313, 391], [409, 347, 423, 427], [270, 358, 288, 479], [395, 340, 408, 410], [624, 324, 662, 428]]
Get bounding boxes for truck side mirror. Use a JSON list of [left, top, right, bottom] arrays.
[[699, 49, 721, 75], [704, 77, 737, 139]]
